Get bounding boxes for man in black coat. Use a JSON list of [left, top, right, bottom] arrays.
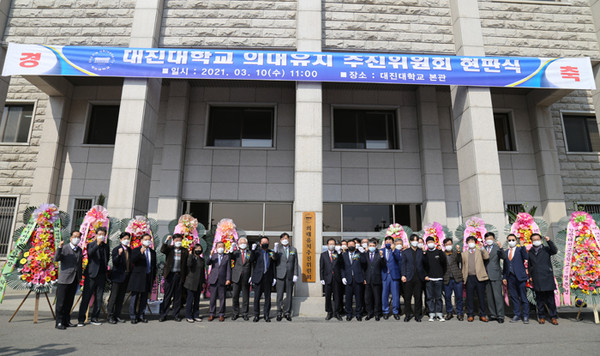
[[207, 241, 231, 321], [184, 244, 206, 322], [230, 237, 252, 321], [77, 227, 110, 326], [341, 239, 366, 321], [107, 232, 132, 324], [363, 239, 386, 321], [127, 234, 157, 324], [250, 236, 279, 322], [54, 231, 83, 330], [528, 233, 559, 325], [320, 238, 343, 321], [159, 234, 188, 322], [401, 234, 426, 322]]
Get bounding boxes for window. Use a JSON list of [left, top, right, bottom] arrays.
[[494, 112, 516, 151], [563, 114, 600, 152], [207, 106, 274, 148], [506, 203, 524, 216], [72, 198, 93, 230], [0, 197, 17, 257], [0, 104, 34, 143], [333, 109, 398, 149], [577, 204, 600, 215], [85, 105, 119, 144], [182, 202, 210, 231]]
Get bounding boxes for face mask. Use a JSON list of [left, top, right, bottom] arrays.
[[361, 243, 368, 249], [122, 239, 130, 246], [410, 241, 419, 247], [445, 245, 453, 252], [468, 242, 476, 249], [335, 246, 341, 253], [174, 241, 182, 248], [194, 250, 202, 255], [486, 240, 494, 246], [508, 241, 517, 248], [385, 243, 391, 249], [142, 240, 151, 247], [368, 246, 376, 252], [71, 238, 81, 246], [348, 246, 356, 252], [217, 247, 225, 254], [97, 235, 105, 241], [532, 240, 542, 247], [261, 243, 269, 249], [427, 243, 436, 250], [417, 243, 424, 249], [281, 239, 289, 246], [328, 245, 335, 251], [239, 243, 247, 250]]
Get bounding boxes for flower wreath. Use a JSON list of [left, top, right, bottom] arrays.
[[463, 217, 487, 250], [125, 216, 153, 249], [173, 214, 200, 251]]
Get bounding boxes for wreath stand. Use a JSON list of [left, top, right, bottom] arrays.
[[594, 305, 599, 324], [8, 290, 55, 323]]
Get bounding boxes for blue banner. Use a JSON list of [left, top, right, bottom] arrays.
[[2, 43, 595, 90]]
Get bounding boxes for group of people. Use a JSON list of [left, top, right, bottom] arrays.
[[53, 231, 299, 329], [321, 232, 559, 325]]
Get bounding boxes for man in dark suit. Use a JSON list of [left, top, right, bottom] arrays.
[[54, 231, 83, 330], [364, 239, 386, 321], [250, 236, 279, 322], [127, 234, 157, 324], [207, 241, 231, 322], [184, 243, 206, 322], [275, 232, 299, 321], [528, 233, 559, 325], [107, 232, 132, 324], [320, 238, 343, 321], [230, 237, 252, 321], [401, 234, 426, 322], [341, 239, 366, 321], [381, 236, 402, 320], [159, 234, 188, 322], [77, 226, 110, 326], [483, 232, 506, 323], [501, 233, 530, 324]]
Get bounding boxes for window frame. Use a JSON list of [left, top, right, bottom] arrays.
[[0, 195, 20, 259], [560, 111, 600, 155], [329, 105, 402, 152], [71, 197, 94, 231], [0, 100, 37, 146], [493, 109, 518, 153], [82, 101, 120, 147], [204, 103, 278, 150]]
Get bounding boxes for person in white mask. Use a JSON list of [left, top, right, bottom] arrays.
[[320, 238, 343, 321], [107, 232, 132, 324], [159, 234, 189, 322], [501, 233, 530, 324], [230, 237, 252, 321], [442, 238, 464, 321], [483, 232, 506, 324], [275, 232, 299, 321], [401, 234, 426, 322], [528, 233, 559, 325], [54, 231, 84, 330], [207, 241, 231, 322], [461, 235, 490, 323], [424, 236, 447, 322], [127, 234, 157, 324]]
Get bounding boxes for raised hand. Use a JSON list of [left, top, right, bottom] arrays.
[[118, 248, 123, 255], [59, 240, 64, 248]]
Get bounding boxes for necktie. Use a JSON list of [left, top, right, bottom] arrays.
[[286, 247, 289, 259], [145, 249, 151, 273], [242, 251, 245, 264], [264, 251, 268, 273], [386, 250, 389, 260], [125, 247, 130, 273], [218, 255, 222, 266], [509, 248, 514, 261], [350, 253, 354, 264], [370, 252, 374, 262], [329, 252, 333, 263]]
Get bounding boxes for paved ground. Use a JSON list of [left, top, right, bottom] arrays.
[[0, 290, 599, 356]]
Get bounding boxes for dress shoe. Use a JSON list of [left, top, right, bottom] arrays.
[[488, 316, 498, 321], [346, 315, 352, 321], [480, 316, 489, 322], [253, 316, 260, 322], [116, 317, 126, 323], [445, 313, 453, 320], [219, 316, 225, 322], [325, 313, 333, 320], [365, 315, 372, 321], [550, 318, 559, 325], [457, 315, 464, 321], [467, 316, 474, 322], [243, 315, 250, 321], [55, 323, 66, 330], [264, 317, 271, 322], [285, 314, 292, 321], [276, 314, 283, 322], [498, 318, 504, 324], [175, 316, 182, 322], [208, 315, 215, 322], [90, 318, 102, 326], [131, 319, 138, 324], [336, 314, 343, 321], [139, 318, 148, 323], [375, 316, 380, 321], [383, 314, 389, 320], [393, 314, 400, 320], [108, 318, 117, 325], [159, 316, 167, 322], [66, 322, 77, 328], [356, 316, 362, 321], [538, 318, 546, 324], [404, 315, 413, 322], [523, 317, 529, 324], [510, 316, 520, 323], [232, 314, 239, 321], [415, 317, 422, 322]]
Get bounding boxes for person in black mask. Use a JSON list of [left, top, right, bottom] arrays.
[[184, 243, 206, 323], [250, 236, 279, 322]]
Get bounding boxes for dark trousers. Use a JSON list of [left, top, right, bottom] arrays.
[[276, 277, 294, 316], [55, 280, 79, 326], [209, 283, 226, 316], [465, 275, 488, 317], [129, 291, 148, 320], [345, 281, 364, 317], [486, 279, 505, 319], [364, 282, 382, 317], [426, 280, 443, 316], [403, 276, 422, 318], [106, 278, 128, 319], [160, 272, 183, 318], [535, 290, 557, 319], [232, 279, 250, 316], [507, 273, 529, 318], [444, 279, 463, 315], [253, 277, 272, 318], [185, 288, 201, 319], [324, 280, 341, 314], [336, 283, 345, 315], [78, 276, 105, 323]]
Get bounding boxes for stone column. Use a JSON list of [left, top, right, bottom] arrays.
[[106, 0, 164, 217], [0, 0, 11, 115], [449, 0, 506, 231], [292, 0, 323, 316], [417, 86, 447, 225], [156, 81, 190, 233]]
